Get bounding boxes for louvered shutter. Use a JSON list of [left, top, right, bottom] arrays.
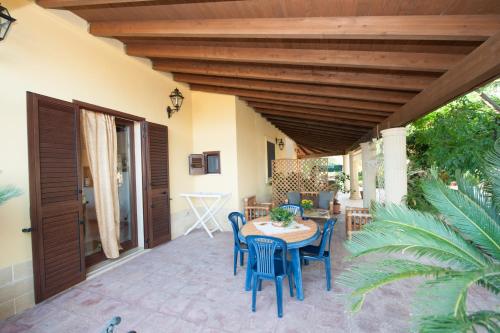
[[27, 93, 85, 303], [189, 154, 205, 175], [142, 122, 171, 248]]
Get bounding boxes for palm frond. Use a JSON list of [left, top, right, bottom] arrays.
[[484, 139, 500, 211], [337, 259, 449, 312], [0, 185, 22, 206], [418, 310, 500, 333], [347, 204, 490, 270], [422, 177, 500, 260], [413, 268, 500, 329]]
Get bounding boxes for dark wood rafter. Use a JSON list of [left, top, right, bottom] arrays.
[[37, 0, 500, 156], [246, 101, 386, 122], [91, 16, 500, 41], [173, 73, 415, 103], [154, 60, 437, 92], [37, 0, 237, 9], [127, 44, 462, 72], [189, 84, 401, 113]]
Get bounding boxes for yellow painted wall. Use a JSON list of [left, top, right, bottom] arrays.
[[235, 99, 297, 204], [0, 0, 195, 268]]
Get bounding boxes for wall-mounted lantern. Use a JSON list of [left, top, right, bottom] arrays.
[[0, 4, 16, 41], [275, 138, 285, 150], [166, 88, 184, 118]]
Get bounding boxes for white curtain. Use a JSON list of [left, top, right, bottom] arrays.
[[81, 110, 121, 259]]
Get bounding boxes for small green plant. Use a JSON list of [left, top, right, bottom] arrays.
[[269, 207, 294, 227], [301, 199, 313, 210], [0, 185, 21, 206]]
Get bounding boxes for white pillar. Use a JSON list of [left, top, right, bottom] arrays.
[[381, 127, 407, 204], [349, 151, 361, 200], [360, 141, 377, 208], [342, 154, 350, 192]]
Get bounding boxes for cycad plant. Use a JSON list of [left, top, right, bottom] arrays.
[[338, 141, 500, 332]]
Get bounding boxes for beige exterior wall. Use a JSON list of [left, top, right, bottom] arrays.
[[0, 0, 195, 318], [235, 99, 297, 204], [0, 0, 296, 319]]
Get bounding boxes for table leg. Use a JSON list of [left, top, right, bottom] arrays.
[[183, 197, 214, 238], [199, 197, 224, 232], [290, 248, 304, 301]]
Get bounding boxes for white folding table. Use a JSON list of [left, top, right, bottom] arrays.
[[180, 192, 231, 238]]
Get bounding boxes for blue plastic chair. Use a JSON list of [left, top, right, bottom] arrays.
[[228, 212, 249, 275], [300, 219, 337, 291], [247, 235, 294, 318], [279, 204, 303, 217]]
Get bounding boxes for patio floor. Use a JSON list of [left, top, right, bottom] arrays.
[[0, 197, 495, 333]]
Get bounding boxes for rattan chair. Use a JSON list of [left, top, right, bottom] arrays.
[[345, 207, 372, 239]]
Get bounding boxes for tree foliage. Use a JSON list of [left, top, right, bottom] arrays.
[[407, 86, 499, 181]]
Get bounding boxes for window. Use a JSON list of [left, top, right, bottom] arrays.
[[267, 141, 275, 179], [204, 151, 221, 174]]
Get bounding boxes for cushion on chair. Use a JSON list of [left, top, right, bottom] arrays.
[[287, 192, 301, 205], [318, 191, 333, 210]]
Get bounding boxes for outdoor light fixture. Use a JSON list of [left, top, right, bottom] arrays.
[[166, 88, 184, 118], [0, 4, 16, 41], [276, 138, 285, 150]]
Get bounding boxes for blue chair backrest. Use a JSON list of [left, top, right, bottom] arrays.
[[247, 235, 287, 279], [228, 212, 245, 247], [318, 219, 337, 257], [280, 204, 303, 217]]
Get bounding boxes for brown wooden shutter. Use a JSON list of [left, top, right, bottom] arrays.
[[142, 122, 171, 248], [189, 154, 206, 175], [27, 93, 85, 303]]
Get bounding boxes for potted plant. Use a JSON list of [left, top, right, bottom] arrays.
[[330, 172, 350, 214], [300, 199, 314, 212], [269, 207, 295, 228]]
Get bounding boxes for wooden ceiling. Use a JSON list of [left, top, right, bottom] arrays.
[[38, 0, 500, 156]]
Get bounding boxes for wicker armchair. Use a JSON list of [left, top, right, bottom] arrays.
[[243, 195, 273, 221], [345, 207, 372, 239]]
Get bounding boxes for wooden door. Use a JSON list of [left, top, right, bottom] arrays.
[[27, 93, 85, 303], [142, 122, 171, 248]]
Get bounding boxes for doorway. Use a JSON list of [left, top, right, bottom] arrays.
[[82, 118, 138, 268]]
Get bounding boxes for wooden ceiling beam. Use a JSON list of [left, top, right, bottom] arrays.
[[155, 59, 435, 92], [256, 108, 374, 128], [37, 0, 236, 9], [189, 84, 401, 113], [173, 73, 414, 104], [267, 122, 362, 138], [263, 115, 368, 133], [92, 16, 500, 41], [242, 98, 393, 116], [377, 31, 500, 132], [246, 101, 385, 122], [126, 44, 462, 72], [272, 125, 360, 140]]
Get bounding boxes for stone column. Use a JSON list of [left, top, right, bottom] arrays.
[[349, 151, 361, 200], [381, 127, 407, 204], [342, 154, 350, 192], [360, 141, 377, 208]]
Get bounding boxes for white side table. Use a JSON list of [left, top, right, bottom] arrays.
[[180, 192, 231, 238]]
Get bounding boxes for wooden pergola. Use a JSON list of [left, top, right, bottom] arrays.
[[38, 0, 500, 156]]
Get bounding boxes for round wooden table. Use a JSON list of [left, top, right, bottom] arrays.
[[239, 216, 320, 301]]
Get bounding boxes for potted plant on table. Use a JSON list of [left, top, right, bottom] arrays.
[[269, 207, 295, 228], [301, 199, 314, 212]]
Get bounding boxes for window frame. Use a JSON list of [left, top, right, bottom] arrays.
[[204, 151, 221, 174]]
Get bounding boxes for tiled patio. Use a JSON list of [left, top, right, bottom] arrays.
[[0, 202, 495, 333]]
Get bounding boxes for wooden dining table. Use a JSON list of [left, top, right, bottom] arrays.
[[239, 216, 320, 301]]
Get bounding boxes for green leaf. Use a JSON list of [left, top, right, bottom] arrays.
[[418, 311, 500, 333], [484, 139, 500, 211], [422, 176, 500, 260], [347, 204, 490, 269], [0, 185, 22, 206], [337, 259, 449, 312]]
